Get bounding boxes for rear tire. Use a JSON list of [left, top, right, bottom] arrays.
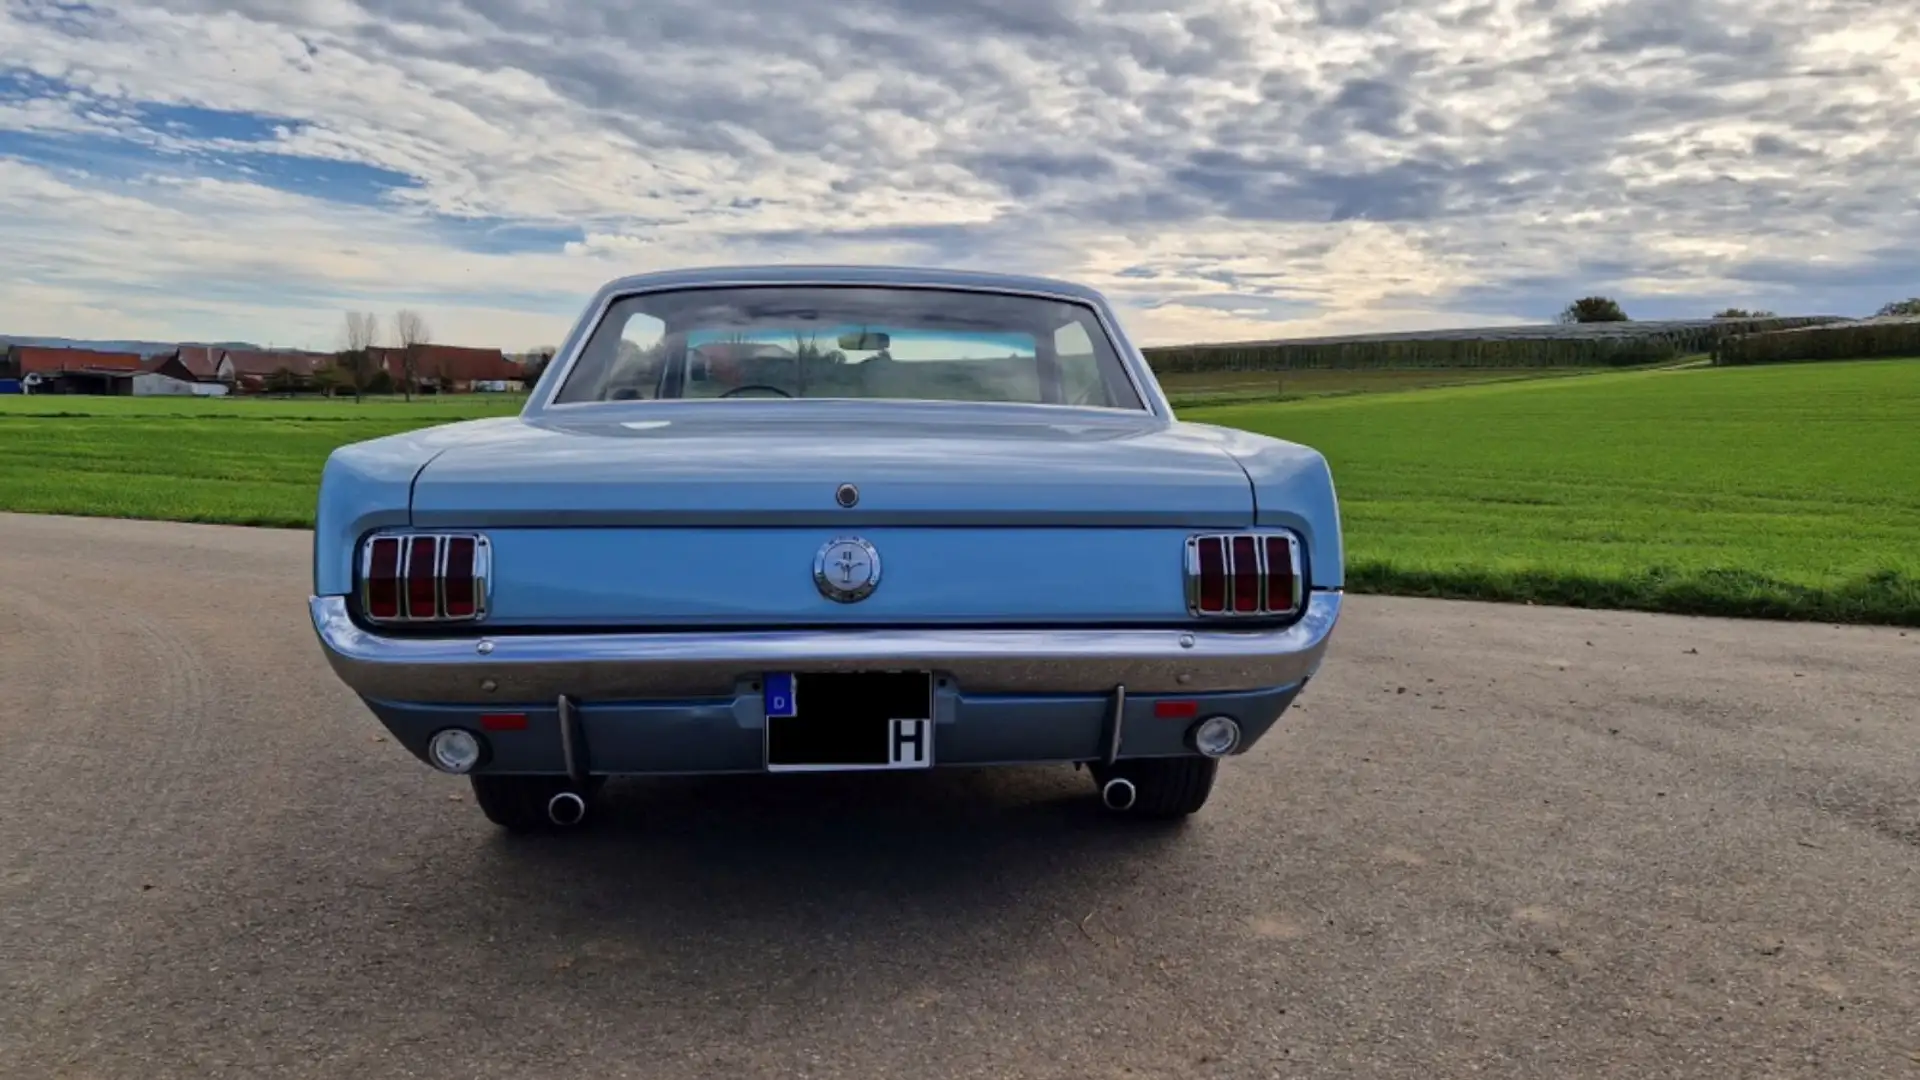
[[468, 775, 597, 833], [1091, 756, 1218, 819]]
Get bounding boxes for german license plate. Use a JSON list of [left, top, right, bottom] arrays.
[[763, 671, 934, 772]]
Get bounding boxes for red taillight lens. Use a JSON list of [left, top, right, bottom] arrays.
[[405, 536, 438, 618], [1229, 536, 1260, 613], [1186, 530, 1302, 619], [1195, 536, 1226, 613], [365, 536, 401, 620], [442, 536, 477, 618], [359, 532, 487, 623], [1264, 535, 1298, 614]]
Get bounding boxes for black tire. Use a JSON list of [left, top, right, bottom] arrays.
[[1091, 756, 1219, 819], [469, 775, 595, 833]]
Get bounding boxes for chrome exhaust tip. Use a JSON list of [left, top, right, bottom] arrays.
[[1100, 776, 1137, 812], [546, 790, 587, 826]]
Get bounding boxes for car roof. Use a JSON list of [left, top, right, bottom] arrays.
[[589, 264, 1113, 306]]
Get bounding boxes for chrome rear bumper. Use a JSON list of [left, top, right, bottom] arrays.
[[309, 591, 1341, 704]]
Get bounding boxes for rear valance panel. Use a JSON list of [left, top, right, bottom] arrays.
[[467, 527, 1203, 628]]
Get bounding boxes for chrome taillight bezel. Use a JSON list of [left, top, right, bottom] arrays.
[[358, 532, 491, 624], [1184, 530, 1304, 619]]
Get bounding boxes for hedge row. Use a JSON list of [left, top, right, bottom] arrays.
[[1142, 317, 1840, 373], [1712, 319, 1920, 366]]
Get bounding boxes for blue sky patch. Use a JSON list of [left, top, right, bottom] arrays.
[[135, 101, 288, 143]]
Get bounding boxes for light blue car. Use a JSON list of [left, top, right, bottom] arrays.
[[309, 265, 1344, 832]]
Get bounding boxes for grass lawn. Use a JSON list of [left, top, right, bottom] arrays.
[[4, 360, 1917, 624], [1186, 358, 1920, 625], [0, 393, 525, 527]]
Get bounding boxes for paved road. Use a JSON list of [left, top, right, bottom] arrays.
[[1, 512, 1915, 1079]]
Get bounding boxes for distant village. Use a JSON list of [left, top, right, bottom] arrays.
[[0, 340, 550, 398]]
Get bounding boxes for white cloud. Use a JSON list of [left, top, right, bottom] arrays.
[[0, 0, 1915, 351]]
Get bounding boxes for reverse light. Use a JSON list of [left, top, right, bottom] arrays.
[[1191, 716, 1242, 757], [427, 728, 484, 773], [1184, 530, 1303, 619], [360, 533, 491, 624]]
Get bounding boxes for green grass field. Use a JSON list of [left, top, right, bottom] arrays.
[[0, 393, 524, 527], [1188, 359, 1920, 624], [3, 359, 1916, 624]]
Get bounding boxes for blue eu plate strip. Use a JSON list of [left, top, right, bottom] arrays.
[[764, 672, 797, 718]]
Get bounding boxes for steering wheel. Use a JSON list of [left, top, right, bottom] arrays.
[[719, 384, 793, 398]]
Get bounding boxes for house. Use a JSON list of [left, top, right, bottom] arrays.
[[130, 356, 230, 396], [144, 346, 227, 385], [1, 345, 144, 394], [216, 349, 331, 393], [372, 343, 520, 393]]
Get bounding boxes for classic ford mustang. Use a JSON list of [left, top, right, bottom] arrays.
[[309, 265, 1344, 832]]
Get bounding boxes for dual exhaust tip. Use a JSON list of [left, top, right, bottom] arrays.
[[546, 791, 587, 827]]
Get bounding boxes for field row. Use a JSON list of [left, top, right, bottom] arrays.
[[2, 359, 1916, 624]]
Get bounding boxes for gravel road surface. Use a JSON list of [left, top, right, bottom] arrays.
[[1, 512, 1915, 1079]]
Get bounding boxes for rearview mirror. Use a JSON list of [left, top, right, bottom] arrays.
[[837, 330, 890, 351]]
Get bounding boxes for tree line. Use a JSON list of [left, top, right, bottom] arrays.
[[1559, 295, 1920, 324]]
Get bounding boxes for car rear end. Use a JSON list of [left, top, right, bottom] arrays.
[[308, 269, 1343, 828]]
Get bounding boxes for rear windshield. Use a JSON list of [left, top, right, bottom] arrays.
[[549, 285, 1147, 410]]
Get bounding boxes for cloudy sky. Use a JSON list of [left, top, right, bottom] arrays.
[[1, 0, 1914, 351]]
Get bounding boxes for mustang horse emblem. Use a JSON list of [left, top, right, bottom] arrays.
[[813, 537, 882, 603]]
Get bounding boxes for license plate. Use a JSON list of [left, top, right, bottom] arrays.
[[763, 671, 934, 772]]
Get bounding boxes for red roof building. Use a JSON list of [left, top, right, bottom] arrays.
[[2, 346, 144, 379], [375, 344, 520, 390], [216, 349, 331, 392], [158, 346, 224, 381]]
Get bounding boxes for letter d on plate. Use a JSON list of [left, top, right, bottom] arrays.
[[764, 672, 797, 718]]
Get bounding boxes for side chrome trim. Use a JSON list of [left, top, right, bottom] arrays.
[[310, 591, 1342, 704]]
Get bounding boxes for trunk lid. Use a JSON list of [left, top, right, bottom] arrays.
[[409, 402, 1254, 527]]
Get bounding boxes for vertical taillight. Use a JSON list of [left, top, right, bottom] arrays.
[[442, 536, 477, 618], [1229, 535, 1260, 613], [1186, 530, 1302, 620], [1193, 535, 1227, 614], [405, 536, 438, 618], [360, 533, 488, 624], [365, 536, 401, 620], [1263, 534, 1299, 614]]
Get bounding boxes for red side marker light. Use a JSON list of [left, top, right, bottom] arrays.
[[1154, 699, 1200, 720], [479, 713, 528, 732]]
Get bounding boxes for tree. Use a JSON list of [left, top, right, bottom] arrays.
[[1714, 308, 1776, 318], [1874, 298, 1920, 318], [520, 348, 556, 389], [341, 311, 380, 403], [311, 362, 350, 398], [393, 309, 430, 401], [1558, 296, 1629, 324]]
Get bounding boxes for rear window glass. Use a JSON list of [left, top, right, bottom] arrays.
[[550, 285, 1145, 410]]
